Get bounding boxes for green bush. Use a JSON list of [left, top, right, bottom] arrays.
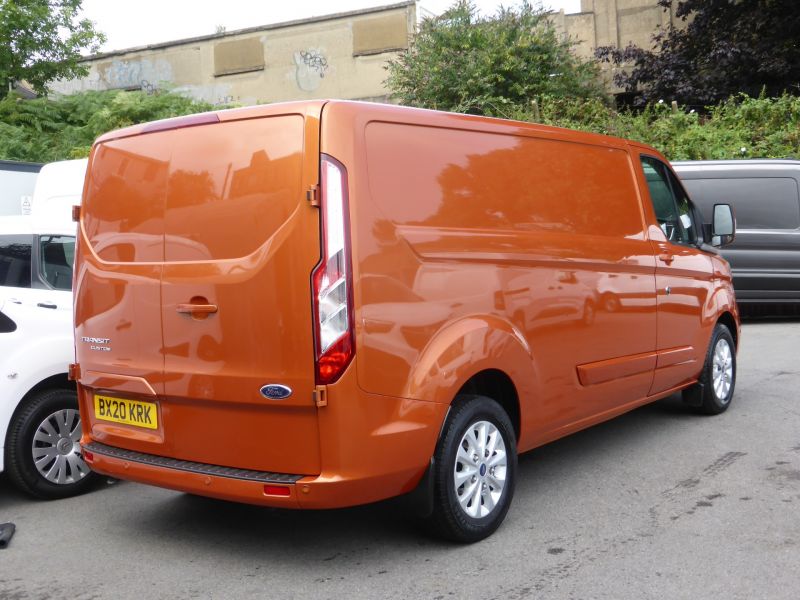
[[520, 92, 800, 160], [1, 89, 797, 164], [0, 89, 222, 163], [385, 1, 606, 115]]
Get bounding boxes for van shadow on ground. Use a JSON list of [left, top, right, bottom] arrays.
[[108, 392, 699, 559]]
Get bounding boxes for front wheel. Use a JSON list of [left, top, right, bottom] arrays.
[[427, 394, 517, 543], [688, 323, 737, 415], [5, 389, 97, 499]]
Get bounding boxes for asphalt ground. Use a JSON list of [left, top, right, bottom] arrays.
[[1, 320, 799, 599]]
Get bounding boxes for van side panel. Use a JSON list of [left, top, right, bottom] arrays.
[[324, 107, 658, 448]]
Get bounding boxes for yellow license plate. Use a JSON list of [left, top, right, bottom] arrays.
[[94, 395, 158, 430]]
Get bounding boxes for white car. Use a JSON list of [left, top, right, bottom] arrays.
[[0, 159, 95, 499]]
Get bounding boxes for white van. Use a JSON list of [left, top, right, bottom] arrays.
[[0, 160, 42, 216], [0, 159, 95, 498]]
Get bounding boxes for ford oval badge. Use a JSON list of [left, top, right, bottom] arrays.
[[260, 384, 293, 400]]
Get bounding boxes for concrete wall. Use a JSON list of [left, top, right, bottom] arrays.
[[51, 2, 416, 106], [549, 0, 680, 91], [52, 1, 677, 104]]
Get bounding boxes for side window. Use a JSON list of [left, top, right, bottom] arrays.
[[0, 235, 33, 288], [39, 235, 75, 291], [641, 157, 697, 245]]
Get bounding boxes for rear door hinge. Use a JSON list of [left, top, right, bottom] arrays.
[[306, 185, 320, 207], [68, 363, 81, 381], [313, 385, 327, 408]]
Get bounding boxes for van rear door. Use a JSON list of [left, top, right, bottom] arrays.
[[77, 105, 324, 475]]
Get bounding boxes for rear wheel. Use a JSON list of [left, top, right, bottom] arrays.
[[428, 394, 517, 543], [687, 323, 737, 415], [5, 389, 96, 499]]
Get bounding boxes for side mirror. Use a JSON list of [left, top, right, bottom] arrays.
[[711, 204, 735, 247]]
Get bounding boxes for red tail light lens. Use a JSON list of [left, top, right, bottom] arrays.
[[312, 155, 354, 385]]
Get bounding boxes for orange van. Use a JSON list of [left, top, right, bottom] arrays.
[[73, 101, 739, 542]]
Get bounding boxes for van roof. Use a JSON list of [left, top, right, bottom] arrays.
[[672, 159, 800, 167], [93, 100, 652, 154]]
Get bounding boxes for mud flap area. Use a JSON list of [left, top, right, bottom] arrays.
[[402, 458, 435, 518]]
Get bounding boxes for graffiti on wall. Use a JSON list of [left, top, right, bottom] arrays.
[[293, 49, 329, 92], [101, 58, 175, 90]]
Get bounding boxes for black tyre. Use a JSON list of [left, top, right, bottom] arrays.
[[5, 389, 96, 499], [688, 323, 737, 415], [427, 394, 517, 543]]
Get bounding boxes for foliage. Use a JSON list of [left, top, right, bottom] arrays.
[[0, 89, 222, 162], [595, 0, 800, 107], [2, 90, 797, 165], [511, 92, 800, 161], [0, 0, 105, 97], [385, 0, 606, 116]]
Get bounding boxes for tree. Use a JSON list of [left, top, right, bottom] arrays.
[[385, 0, 606, 116], [0, 0, 105, 97], [596, 0, 800, 107]]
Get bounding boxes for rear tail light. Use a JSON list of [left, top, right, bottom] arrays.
[[312, 155, 354, 385]]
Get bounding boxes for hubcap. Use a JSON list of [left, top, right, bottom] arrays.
[[31, 409, 90, 485], [453, 420, 507, 519], [712, 338, 734, 402]]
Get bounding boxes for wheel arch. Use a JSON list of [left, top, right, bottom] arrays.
[[456, 370, 520, 443], [716, 311, 739, 348], [403, 314, 538, 449]]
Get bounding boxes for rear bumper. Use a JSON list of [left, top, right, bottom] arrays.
[[83, 438, 433, 509], [79, 369, 449, 509]]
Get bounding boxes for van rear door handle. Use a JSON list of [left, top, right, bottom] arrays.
[[37, 302, 57, 309], [177, 303, 218, 315], [658, 253, 675, 264]]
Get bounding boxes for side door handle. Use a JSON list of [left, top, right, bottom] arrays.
[[658, 253, 675, 265], [37, 302, 57, 309], [176, 300, 218, 320]]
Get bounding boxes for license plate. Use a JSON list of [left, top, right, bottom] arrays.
[[94, 395, 158, 430]]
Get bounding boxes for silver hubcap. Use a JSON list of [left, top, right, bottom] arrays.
[[454, 420, 507, 519], [712, 338, 734, 402], [31, 409, 90, 485]]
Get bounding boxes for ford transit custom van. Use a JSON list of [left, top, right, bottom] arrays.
[[74, 101, 739, 542]]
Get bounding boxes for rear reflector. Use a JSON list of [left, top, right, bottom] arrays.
[[263, 485, 291, 497], [83, 450, 94, 463]]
